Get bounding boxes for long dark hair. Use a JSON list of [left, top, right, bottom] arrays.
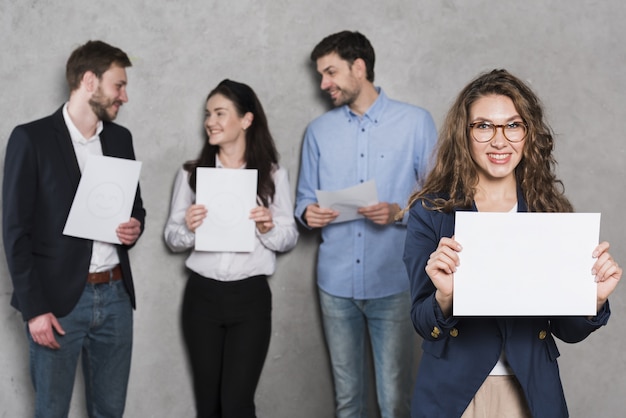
[[405, 69, 572, 214], [183, 79, 279, 207]]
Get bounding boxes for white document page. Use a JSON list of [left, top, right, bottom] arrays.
[[315, 180, 379, 224], [63, 155, 142, 244], [453, 212, 600, 316], [195, 167, 258, 252]]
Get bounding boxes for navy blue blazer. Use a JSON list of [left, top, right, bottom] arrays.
[[403, 192, 610, 418], [3, 106, 146, 321]]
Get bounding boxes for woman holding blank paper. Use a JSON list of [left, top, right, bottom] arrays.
[[164, 79, 298, 418], [402, 69, 621, 418]]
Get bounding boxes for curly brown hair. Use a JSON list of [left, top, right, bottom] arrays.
[[405, 69, 572, 214]]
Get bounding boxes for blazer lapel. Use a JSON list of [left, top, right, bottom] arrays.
[[51, 106, 82, 189], [100, 124, 112, 157]]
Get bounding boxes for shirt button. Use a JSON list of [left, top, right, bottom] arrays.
[[538, 330, 547, 340], [356, 259, 361, 264], [361, 128, 365, 132]]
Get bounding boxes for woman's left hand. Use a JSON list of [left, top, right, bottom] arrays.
[[250, 206, 274, 234], [592, 241, 622, 311]]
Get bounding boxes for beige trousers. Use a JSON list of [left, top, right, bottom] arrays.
[[461, 375, 532, 418]]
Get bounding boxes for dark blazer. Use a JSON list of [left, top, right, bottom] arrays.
[[403, 191, 610, 418], [3, 106, 146, 321]]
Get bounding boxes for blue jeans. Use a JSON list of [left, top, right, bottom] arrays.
[[27, 280, 133, 418], [319, 289, 413, 418]]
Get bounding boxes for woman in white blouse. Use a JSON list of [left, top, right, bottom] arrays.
[[164, 79, 298, 418]]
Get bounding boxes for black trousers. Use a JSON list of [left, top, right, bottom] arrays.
[[182, 272, 272, 418]]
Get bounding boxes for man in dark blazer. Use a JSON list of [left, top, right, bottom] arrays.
[[2, 40, 146, 417]]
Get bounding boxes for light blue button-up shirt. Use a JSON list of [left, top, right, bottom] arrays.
[[295, 88, 437, 299]]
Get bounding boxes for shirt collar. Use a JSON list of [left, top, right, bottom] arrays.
[[62, 102, 103, 144], [344, 86, 386, 124], [215, 154, 246, 169]]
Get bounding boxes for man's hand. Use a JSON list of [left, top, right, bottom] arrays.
[[116, 217, 142, 245], [304, 203, 339, 228], [28, 313, 65, 349], [358, 202, 400, 225]]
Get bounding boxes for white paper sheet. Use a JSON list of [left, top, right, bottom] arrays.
[[63, 155, 142, 244], [315, 180, 379, 224], [453, 212, 600, 316], [195, 168, 257, 252]]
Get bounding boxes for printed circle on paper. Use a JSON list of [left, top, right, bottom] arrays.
[[207, 192, 246, 227], [87, 182, 125, 219]]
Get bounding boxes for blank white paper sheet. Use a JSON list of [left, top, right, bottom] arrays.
[[195, 167, 258, 252], [315, 180, 379, 224], [453, 212, 600, 316]]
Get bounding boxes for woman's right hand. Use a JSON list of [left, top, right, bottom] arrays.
[[426, 236, 462, 316], [185, 204, 207, 232]]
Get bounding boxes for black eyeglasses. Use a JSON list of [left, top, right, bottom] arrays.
[[468, 121, 528, 143]]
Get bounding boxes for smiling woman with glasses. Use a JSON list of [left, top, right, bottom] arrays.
[[400, 69, 622, 418]]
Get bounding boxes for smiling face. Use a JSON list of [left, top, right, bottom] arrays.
[[204, 93, 250, 150], [88, 64, 128, 122], [87, 182, 124, 219], [316, 52, 362, 107], [468, 94, 526, 185]]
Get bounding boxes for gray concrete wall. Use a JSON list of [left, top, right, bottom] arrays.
[[1, 1, 625, 417]]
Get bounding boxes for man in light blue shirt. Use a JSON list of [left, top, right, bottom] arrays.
[[295, 31, 437, 418]]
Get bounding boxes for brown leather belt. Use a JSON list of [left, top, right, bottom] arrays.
[[87, 265, 122, 284]]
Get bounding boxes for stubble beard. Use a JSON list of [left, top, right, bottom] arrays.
[[89, 88, 121, 122], [332, 85, 360, 108]]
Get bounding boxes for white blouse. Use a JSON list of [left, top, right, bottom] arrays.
[[164, 163, 298, 281]]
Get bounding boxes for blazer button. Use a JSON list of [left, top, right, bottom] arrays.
[[431, 326, 441, 339], [449, 328, 459, 337], [538, 330, 547, 340]]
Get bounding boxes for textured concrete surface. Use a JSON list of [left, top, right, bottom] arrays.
[[1, 1, 625, 417]]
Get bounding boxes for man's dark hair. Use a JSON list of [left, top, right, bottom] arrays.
[[66, 40, 131, 91], [310, 31, 375, 82]]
